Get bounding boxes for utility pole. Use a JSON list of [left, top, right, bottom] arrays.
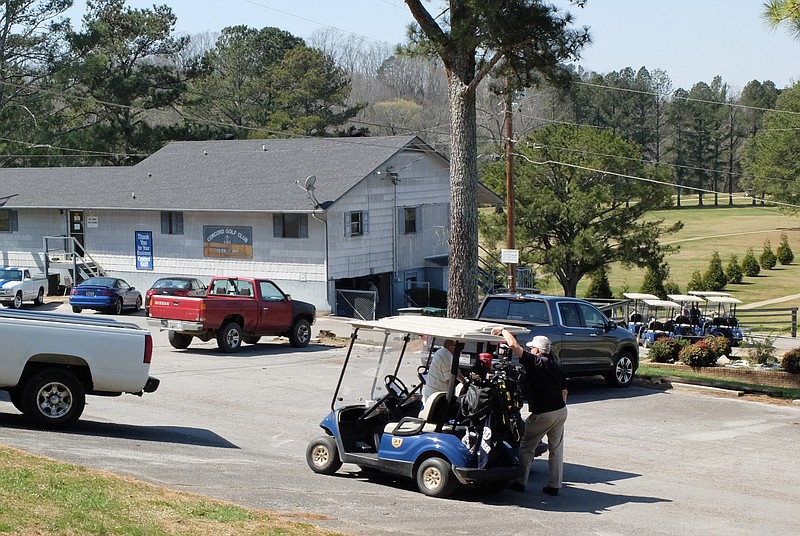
[[504, 79, 516, 292]]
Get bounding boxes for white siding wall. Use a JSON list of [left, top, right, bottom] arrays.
[[0, 209, 65, 269], [327, 151, 450, 280]]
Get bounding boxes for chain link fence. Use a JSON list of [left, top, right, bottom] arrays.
[[335, 289, 377, 320]]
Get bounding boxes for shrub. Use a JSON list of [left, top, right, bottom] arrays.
[[648, 337, 685, 363], [760, 240, 777, 270], [725, 254, 743, 284], [782, 348, 800, 374], [741, 247, 760, 277], [679, 340, 716, 367], [585, 265, 613, 299], [704, 335, 732, 358], [703, 251, 727, 291], [743, 335, 776, 365], [776, 232, 794, 265]]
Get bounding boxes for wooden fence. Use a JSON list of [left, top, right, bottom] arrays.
[[735, 307, 798, 338]]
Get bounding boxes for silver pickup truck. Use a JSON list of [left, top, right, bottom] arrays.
[[0, 309, 159, 428], [0, 267, 47, 309]]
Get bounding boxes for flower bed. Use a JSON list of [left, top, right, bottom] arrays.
[[643, 361, 800, 390]]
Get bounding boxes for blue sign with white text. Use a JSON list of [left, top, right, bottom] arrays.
[[135, 231, 153, 270]]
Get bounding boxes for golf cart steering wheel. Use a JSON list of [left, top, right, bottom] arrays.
[[360, 375, 410, 421]]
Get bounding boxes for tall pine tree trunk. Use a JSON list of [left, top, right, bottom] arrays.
[[446, 58, 479, 319]]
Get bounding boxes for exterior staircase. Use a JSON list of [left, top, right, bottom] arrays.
[[43, 236, 107, 289]]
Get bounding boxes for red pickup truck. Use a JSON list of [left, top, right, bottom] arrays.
[[147, 276, 316, 353]]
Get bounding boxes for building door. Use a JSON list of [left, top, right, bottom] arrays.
[[69, 210, 85, 250]]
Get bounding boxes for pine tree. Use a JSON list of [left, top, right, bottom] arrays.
[[776, 232, 794, 265], [585, 265, 613, 299], [742, 247, 761, 277], [687, 270, 707, 292], [760, 239, 777, 270], [725, 254, 744, 284], [640, 263, 669, 298], [703, 251, 728, 290]]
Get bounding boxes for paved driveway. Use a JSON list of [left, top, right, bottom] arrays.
[[1, 308, 799, 535]]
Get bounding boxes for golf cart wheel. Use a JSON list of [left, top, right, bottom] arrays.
[[416, 457, 457, 498], [306, 436, 342, 475], [605, 351, 636, 388]]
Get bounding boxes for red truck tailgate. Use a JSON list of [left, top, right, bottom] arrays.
[[149, 295, 204, 321]]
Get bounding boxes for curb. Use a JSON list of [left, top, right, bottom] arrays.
[[669, 382, 745, 397]]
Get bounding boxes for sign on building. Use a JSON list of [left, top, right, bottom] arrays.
[[203, 226, 253, 259], [135, 230, 153, 270]]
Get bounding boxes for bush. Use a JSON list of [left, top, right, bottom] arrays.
[[704, 335, 732, 358], [725, 254, 743, 284], [776, 232, 794, 265], [782, 348, 800, 374], [679, 340, 716, 367], [741, 247, 760, 277], [703, 251, 727, 291], [760, 240, 777, 270], [648, 337, 685, 363], [743, 335, 776, 365]]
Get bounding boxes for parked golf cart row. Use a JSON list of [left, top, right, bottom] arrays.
[[623, 291, 744, 347]]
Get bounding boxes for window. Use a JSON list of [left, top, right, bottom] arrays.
[[402, 206, 420, 234], [558, 303, 583, 327], [160, 211, 183, 235], [273, 214, 308, 238], [0, 209, 17, 232], [345, 210, 368, 237], [259, 281, 286, 301]]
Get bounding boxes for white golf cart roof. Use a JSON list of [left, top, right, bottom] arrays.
[[643, 299, 681, 309], [667, 294, 707, 303], [688, 291, 732, 297], [350, 316, 529, 342], [703, 296, 743, 305], [623, 292, 660, 300]]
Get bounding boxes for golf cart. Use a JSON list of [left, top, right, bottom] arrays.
[[702, 295, 744, 346], [622, 292, 659, 336], [637, 299, 681, 347], [667, 294, 707, 342], [305, 316, 530, 498]]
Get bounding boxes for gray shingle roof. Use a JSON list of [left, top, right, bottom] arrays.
[[1, 135, 440, 212]]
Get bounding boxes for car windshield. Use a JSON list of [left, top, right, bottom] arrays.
[[83, 278, 115, 287], [0, 270, 22, 281]]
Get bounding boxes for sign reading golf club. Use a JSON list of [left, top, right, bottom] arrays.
[[203, 225, 253, 258]]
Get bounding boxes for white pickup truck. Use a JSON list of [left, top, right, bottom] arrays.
[[0, 267, 47, 309], [0, 309, 159, 429]]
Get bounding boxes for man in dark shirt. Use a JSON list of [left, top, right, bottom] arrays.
[[491, 328, 568, 497]]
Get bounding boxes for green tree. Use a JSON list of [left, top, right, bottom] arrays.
[[687, 270, 707, 292], [479, 124, 680, 297], [725, 254, 744, 284], [640, 265, 666, 299], [776, 232, 794, 264], [405, 0, 589, 317], [703, 250, 728, 290], [54, 0, 191, 164], [760, 239, 777, 269], [763, 0, 800, 39], [742, 82, 800, 207], [742, 247, 761, 276], [585, 265, 612, 299]]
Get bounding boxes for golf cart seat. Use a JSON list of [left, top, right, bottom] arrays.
[[383, 391, 451, 436]]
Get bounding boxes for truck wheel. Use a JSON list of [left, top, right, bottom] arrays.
[[306, 436, 342, 475], [168, 331, 193, 349], [217, 322, 243, 353], [12, 292, 23, 309], [416, 457, 457, 498], [604, 352, 636, 388], [21, 368, 86, 429], [8, 388, 24, 413], [33, 287, 44, 306], [288, 319, 311, 348], [111, 299, 123, 315], [243, 335, 261, 345]]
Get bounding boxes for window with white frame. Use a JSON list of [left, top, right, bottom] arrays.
[[273, 213, 308, 238], [345, 210, 368, 237]]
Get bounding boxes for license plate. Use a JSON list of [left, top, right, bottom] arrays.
[[86, 291, 94, 296]]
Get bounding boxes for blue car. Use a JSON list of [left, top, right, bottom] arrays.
[[70, 277, 142, 315]]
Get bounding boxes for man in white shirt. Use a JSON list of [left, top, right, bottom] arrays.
[[422, 339, 465, 403]]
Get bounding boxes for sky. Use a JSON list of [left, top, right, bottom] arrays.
[[63, 0, 799, 92]]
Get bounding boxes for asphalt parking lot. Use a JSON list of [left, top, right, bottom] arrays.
[[1, 306, 800, 535]]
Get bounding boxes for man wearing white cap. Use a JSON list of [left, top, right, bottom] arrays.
[[491, 328, 568, 497]]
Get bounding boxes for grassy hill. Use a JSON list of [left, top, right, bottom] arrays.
[[530, 197, 800, 310]]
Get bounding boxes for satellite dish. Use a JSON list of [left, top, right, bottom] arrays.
[[304, 175, 317, 191]]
